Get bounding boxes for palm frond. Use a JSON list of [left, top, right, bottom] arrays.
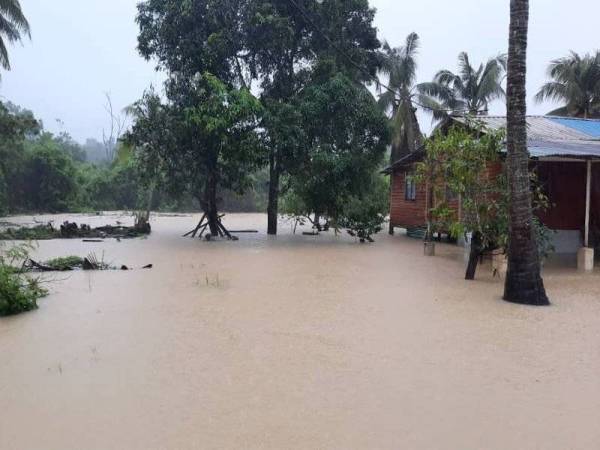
[[534, 81, 569, 104], [0, 0, 30, 71], [0, 0, 29, 36]]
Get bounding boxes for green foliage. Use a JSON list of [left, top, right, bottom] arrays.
[[535, 51, 600, 118], [127, 73, 264, 225], [80, 159, 142, 212], [339, 174, 389, 242], [418, 53, 507, 121], [0, 101, 40, 214], [0, 266, 46, 316], [43, 256, 84, 271], [137, 0, 247, 83], [285, 73, 390, 221], [0, 242, 47, 317], [0, 224, 58, 241], [22, 135, 80, 212], [415, 124, 506, 245], [378, 33, 424, 163], [415, 124, 553, 258]]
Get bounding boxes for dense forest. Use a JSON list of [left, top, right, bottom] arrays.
[[0, 100, 270, 216]]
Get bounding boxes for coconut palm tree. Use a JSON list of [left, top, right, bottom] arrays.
[[377, 32, 423, 163], [504, 0, 549, 306], [535, 51, 600, 118], [419, 52, 507, 121], [0, 0, 30, 71]]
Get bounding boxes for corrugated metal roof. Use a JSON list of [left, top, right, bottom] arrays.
[[548, 117, 600, 138], [454, 116, 600, 158]]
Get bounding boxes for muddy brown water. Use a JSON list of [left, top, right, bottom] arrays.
[[1, 213, 599, 450]]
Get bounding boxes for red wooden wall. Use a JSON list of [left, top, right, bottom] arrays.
[[389, 171, 428, 228]]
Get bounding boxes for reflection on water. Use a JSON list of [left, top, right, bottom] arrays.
[[1, 213, 599, 450]]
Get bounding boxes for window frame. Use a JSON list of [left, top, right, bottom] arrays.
[[405, 176, 417, 201]]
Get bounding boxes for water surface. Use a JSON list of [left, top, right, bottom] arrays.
[[1, 213, 599, 449]]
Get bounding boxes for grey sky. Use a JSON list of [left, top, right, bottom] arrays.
[[2, 0, 599, 142]]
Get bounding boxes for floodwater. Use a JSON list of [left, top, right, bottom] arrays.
[[1, 212, 599, 450]]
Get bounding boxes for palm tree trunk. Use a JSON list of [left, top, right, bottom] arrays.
[[503, 0, 549, 305]]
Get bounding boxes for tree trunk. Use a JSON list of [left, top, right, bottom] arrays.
[[205, 173, 220, 237], [145, 184, 156, 219], [267, 150, 280, 235], [465, 232, 482, 280], [504, 0, 549, 306]]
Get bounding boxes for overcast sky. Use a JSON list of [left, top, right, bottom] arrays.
[[2, 0, 599, 142]]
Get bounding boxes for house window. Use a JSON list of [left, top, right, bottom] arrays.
[[405, 177, 417, 201]]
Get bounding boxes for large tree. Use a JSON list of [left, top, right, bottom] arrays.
[[377, 33, 423, 164], [135, 0, 265, 237], [244, 0, 381, 235], [127, 75, 263, 238], [535, 51, 600, 118], [419, 52, 506, 121], [283, 72, 389, 229], [0, 0, 29, 71], [503, 0, 549, 305]]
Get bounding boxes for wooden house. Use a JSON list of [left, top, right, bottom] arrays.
[[384, 116, 600, 271]]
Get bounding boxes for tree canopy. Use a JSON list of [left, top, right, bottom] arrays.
[[283, 72, 390, 227], [378, 32, 424, 163], [419, 52, 507, 121], [535, 51, 600, 118]]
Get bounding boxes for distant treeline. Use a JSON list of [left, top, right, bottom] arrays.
[[0, 101, 269, 216]]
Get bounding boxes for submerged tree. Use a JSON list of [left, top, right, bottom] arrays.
[[135, 0, 265, 237], [244, 0, 381, 235], [504, 0, 549, 305], [127, 75, 263, 238], [0, 0, 30, 71], [338, 173, 389, 243], [419, 52, 507, 121], [283, 71, 389, 231], [416, 126, 507, 279], [535, 51, 600, 118]]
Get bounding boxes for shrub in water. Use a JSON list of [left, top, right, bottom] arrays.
[[0, 266, 47, 316], [0, 242, 48, 316]]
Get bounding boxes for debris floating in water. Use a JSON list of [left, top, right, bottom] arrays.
[[0, 220, 151, 241], [23, 254, 153, 273]]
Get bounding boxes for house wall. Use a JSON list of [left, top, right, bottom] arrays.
[[389, 160, 598, 246], [389, 161, 502, 230], [390, 170, 428, 228], [535, 162, 587, 231]]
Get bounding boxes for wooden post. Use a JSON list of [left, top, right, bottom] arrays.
[[585, 160, 592, 248]]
